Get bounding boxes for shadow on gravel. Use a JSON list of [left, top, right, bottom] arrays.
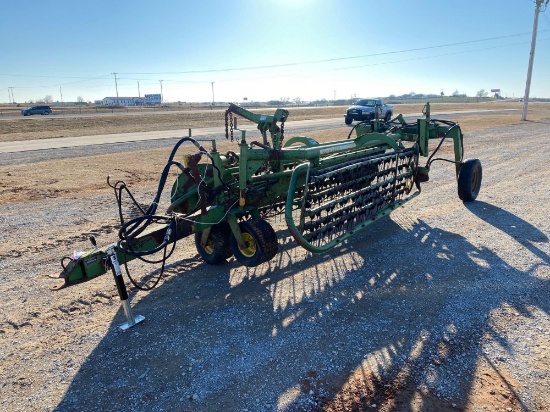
[[521, 119, 550, 125], [465, 201, 549, 265], [54, 207, 549, 412]]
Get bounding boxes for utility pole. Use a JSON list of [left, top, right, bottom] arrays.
[[60, 86, 64, 105], [159, 80, 163, 104], [7, 88, 12, 104], [9, 87, 15, 104], [111, 72, 119, 98], [137, 81, 141, 98], [522, 0, 548, 120], [211, 82, 215, 106]]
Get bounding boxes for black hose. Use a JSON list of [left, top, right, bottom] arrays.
[[107, 135, 235, 292], [426, 121, 464, 168], [347, 120, 370, 139]]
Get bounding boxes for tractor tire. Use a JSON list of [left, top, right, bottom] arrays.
[[384, 111, 392, 123], [345, 116, 353, 125], [458, 159, 482, 202], [195, 221, 233, 264], [230, 218, 278, 267]]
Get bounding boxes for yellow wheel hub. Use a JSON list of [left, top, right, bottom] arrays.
[[240, 232, 256, 257], [204, 237, 214, 255]]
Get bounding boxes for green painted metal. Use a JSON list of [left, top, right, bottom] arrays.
[[56, 102, 475, 288], [284, 146, 420, 253]]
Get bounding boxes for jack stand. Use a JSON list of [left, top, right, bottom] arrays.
[[106, 246, 145, 330]]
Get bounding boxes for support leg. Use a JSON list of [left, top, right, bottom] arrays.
[[106, 246, 145, 330]]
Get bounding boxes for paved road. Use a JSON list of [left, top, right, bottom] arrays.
[[0, 105, 328, 121], [0, 118, 343, 153], [0, 109, 519, 158], [0, 108, 229, 121]]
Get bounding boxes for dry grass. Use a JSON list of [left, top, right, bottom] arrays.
[[0, 101, 540, 143]]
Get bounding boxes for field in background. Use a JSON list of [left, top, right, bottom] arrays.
[[1, 101, 548, 206], [1, 100, 545, 143], [0, 97, 514, 117]]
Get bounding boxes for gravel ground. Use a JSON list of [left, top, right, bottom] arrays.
[[0, 118, 549, 411]]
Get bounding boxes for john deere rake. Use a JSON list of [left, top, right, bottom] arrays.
[[52, 103, 482, 328]]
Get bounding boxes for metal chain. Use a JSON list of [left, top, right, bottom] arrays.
[[229, 113, 234, 142], [280, 119, 285, 147], [224, 110, 229, 140], [224, 111, 234, 142]]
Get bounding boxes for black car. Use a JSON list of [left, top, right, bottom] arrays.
[[21, 105, 52, 116]]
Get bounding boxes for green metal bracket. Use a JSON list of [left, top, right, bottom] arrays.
[[226, 103, 289, 149]]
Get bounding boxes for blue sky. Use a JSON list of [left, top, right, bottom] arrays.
[[2, 0, 549, 103]]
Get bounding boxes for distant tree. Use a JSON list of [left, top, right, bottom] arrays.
[[476, 89, 488, 102], [311, 98, 328, 106], [293, 97, 302, 105], [44, 95, 53, 104], [77, 96, 84, 103], [452, 89, 460, 97], [440, 91, 444, 97]]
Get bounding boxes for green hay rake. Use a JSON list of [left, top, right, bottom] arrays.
[[51, 103, 482, 328]]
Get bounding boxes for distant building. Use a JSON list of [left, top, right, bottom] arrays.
[[97, 97, 143, 106], [96, 93, 162, 106], [144, 94, 161, 105]]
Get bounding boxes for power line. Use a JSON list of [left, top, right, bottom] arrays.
[[205, 37, 549, 84], [329, 38, 549, 72], [118, 31, 548, 75], [0, 73, 109, 80], [3, 31, 548, 94], [116, 76, 206, 84]]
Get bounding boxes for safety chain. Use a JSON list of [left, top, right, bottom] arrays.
[[229, 112, 234, 142], [224, 110, 228, 140], [224, 110, 234, 142]]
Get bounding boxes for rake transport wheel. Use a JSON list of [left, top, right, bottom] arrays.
[[458, 159, 482, 202], [195, 221, 233, 264], [230, 218, 278, 267]]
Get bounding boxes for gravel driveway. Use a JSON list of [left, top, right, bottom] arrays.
[[0, 118, 549, 411]]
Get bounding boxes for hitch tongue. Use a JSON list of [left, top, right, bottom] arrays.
[[105, 246, 144, 330]]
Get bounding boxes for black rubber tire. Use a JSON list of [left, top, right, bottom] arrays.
[[230, 218, 278, 267], [384, 111, 392, 123], [345, 116, 353, 125], [195, 221, 232, 264], [458, 159, 482, 202]]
